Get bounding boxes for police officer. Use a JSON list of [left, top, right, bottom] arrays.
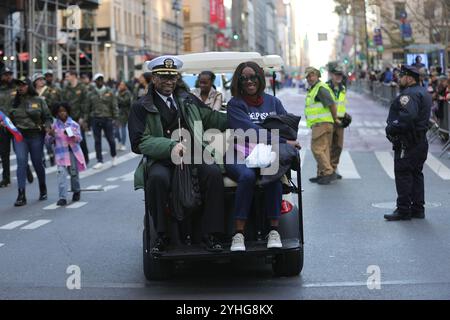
[[384, 65, 432, 221], [7, 77, 53, 206], [327, 65, 348, 179], [62, 70, 90, 164], [305, 67, 341, 185], [86, 73, 119, 169]]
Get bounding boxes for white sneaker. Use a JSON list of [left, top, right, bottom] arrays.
[[120, 145, 127, 151], [230, 233, 246, 252], [111, 157, 117, 167], [267, 230, 283, 249], [93, 162, 103, 170]]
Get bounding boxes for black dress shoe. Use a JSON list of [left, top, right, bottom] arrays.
[[72, 192, 81, 202], [309, 177, 320, 183], [204, 234, 223, 253], [57, 199, 67, 206], [317, 174, 335, 185], [151, 237, 168, 255], [411, 211, 425, 219], [384, 209, 411, 221]]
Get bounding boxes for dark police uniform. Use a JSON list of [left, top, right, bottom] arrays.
[[384, 65, 432, 221]]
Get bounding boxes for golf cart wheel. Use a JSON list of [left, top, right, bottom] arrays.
[[143, 230, 174, 281], [272, 248, 304, 277]]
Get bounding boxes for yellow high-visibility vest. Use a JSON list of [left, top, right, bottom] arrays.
[[305, 82, 335, 128], [328, 82, 347, 118]]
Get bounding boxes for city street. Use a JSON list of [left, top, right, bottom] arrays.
[[1, 88, 450, 300]]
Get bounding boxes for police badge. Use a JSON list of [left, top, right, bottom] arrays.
[[399, 95, 410, 107], [164, 59, 174, 69]]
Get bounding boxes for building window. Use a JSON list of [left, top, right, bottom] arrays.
[[424, 1, 436, 19], [394, 2, 406, 20], [184, 33, 191, 52], [184, 7, 190, 23]]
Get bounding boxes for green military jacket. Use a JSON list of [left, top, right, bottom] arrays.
[[117, 89, 132, 125], [62, 82, 88, 121], [86, 86, 119, 121], [0, 84, 16, 114], [8, 94, 53, 131], [133, 90, 227, 190], [39, 85, 61, 109]]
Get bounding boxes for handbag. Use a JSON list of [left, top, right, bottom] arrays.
[[171, 162, 202, 222]]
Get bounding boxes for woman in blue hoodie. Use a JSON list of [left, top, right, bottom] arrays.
[[226, 61, 301, 252]]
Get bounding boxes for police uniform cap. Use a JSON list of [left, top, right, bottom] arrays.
[[32, 73, 45, 83], [305, 67, 321, 78], [330, 65, 344, 75], [93, 73, 105, 82], [400, 65, 420, 79], [146, 56, 183, 75]]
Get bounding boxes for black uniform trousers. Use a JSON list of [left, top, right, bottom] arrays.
[[0, 128, 11, 180], [394, 137, 428, 215], [146, 161, 225, 236]]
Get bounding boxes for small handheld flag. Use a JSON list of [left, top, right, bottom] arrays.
[[0, 111, 23, 142]]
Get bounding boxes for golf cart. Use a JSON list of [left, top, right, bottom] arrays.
[[142, 52, 304, 280]]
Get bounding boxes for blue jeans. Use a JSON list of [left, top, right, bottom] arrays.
[[92, 118, 117, 163], [225, 163, 282, 221], [114, 124, 127, 146], [57, 151, 80, 200], [14, 135, 46, 190]]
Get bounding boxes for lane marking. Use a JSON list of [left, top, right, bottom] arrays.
[[43, 203, 60, 210], [85, 185, 103, 190], [67, 202, 88, 209], [375, 151, 395, 179], [426, 153, 450, 180], [338, 151, 361, 179], [103, 185, 119, 192], [79, 153, 139, 179], [21, 220, 52, 230], [300, 150, 306, 169], [0, 243, 4, 248], [0, 220, 29, 230], [106, 171, 135, 182]]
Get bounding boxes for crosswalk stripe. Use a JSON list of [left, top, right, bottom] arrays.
[[426, 153, 450, 180], [85, 185, 103, 190], [43, 203, 60, 210], [0, 243, 4, 248], [79, 152, 139, 179], [103, 185, 119, 192], [375, 152, 395, 179], [0, 220, 29, 230], [67, 202, 88, 209], [21, 220, 52, 230], [338, 151, 361, 179]]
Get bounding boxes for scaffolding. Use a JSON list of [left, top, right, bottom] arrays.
[[0, 0, 100, 79]]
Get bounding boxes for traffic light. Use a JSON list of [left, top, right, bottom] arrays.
[[232, 31, 239, 41], [344, 57, 349, 65]]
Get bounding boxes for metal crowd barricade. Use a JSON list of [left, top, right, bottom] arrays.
[[439, 101, 450, 158]]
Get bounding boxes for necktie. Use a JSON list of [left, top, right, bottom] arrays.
[[167, 97, 177, 112]]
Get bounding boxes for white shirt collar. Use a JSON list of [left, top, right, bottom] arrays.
[[156, 91, 177, 109]]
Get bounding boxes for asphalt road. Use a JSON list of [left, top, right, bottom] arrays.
[[1, 88, 450, 300]]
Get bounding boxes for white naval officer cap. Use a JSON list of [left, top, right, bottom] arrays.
[[145, 56, 183, 75]]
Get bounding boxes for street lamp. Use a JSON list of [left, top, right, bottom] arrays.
[[172, 0, 181, 55]]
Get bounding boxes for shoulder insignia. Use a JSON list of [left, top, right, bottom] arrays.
[[31, 103, 39, 109], [399, 95, 410, 107]]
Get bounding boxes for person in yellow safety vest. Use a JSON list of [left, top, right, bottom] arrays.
[[305, 67, 341, 185], [326, 65, 347, 180]]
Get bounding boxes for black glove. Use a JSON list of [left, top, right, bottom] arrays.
[[340, 113, 352, 128]]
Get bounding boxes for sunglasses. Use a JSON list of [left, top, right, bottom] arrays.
[[239, 75, 259, 83]]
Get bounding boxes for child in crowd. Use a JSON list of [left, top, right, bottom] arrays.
[[46, 102, 86, 206]]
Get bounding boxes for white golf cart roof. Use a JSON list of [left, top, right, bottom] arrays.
[[177, 51, 283, 74]]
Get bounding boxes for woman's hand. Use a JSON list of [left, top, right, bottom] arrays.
[[46, 127, 55, 137], [287, 140, 301, 150], [172, 143, 187, 157]]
